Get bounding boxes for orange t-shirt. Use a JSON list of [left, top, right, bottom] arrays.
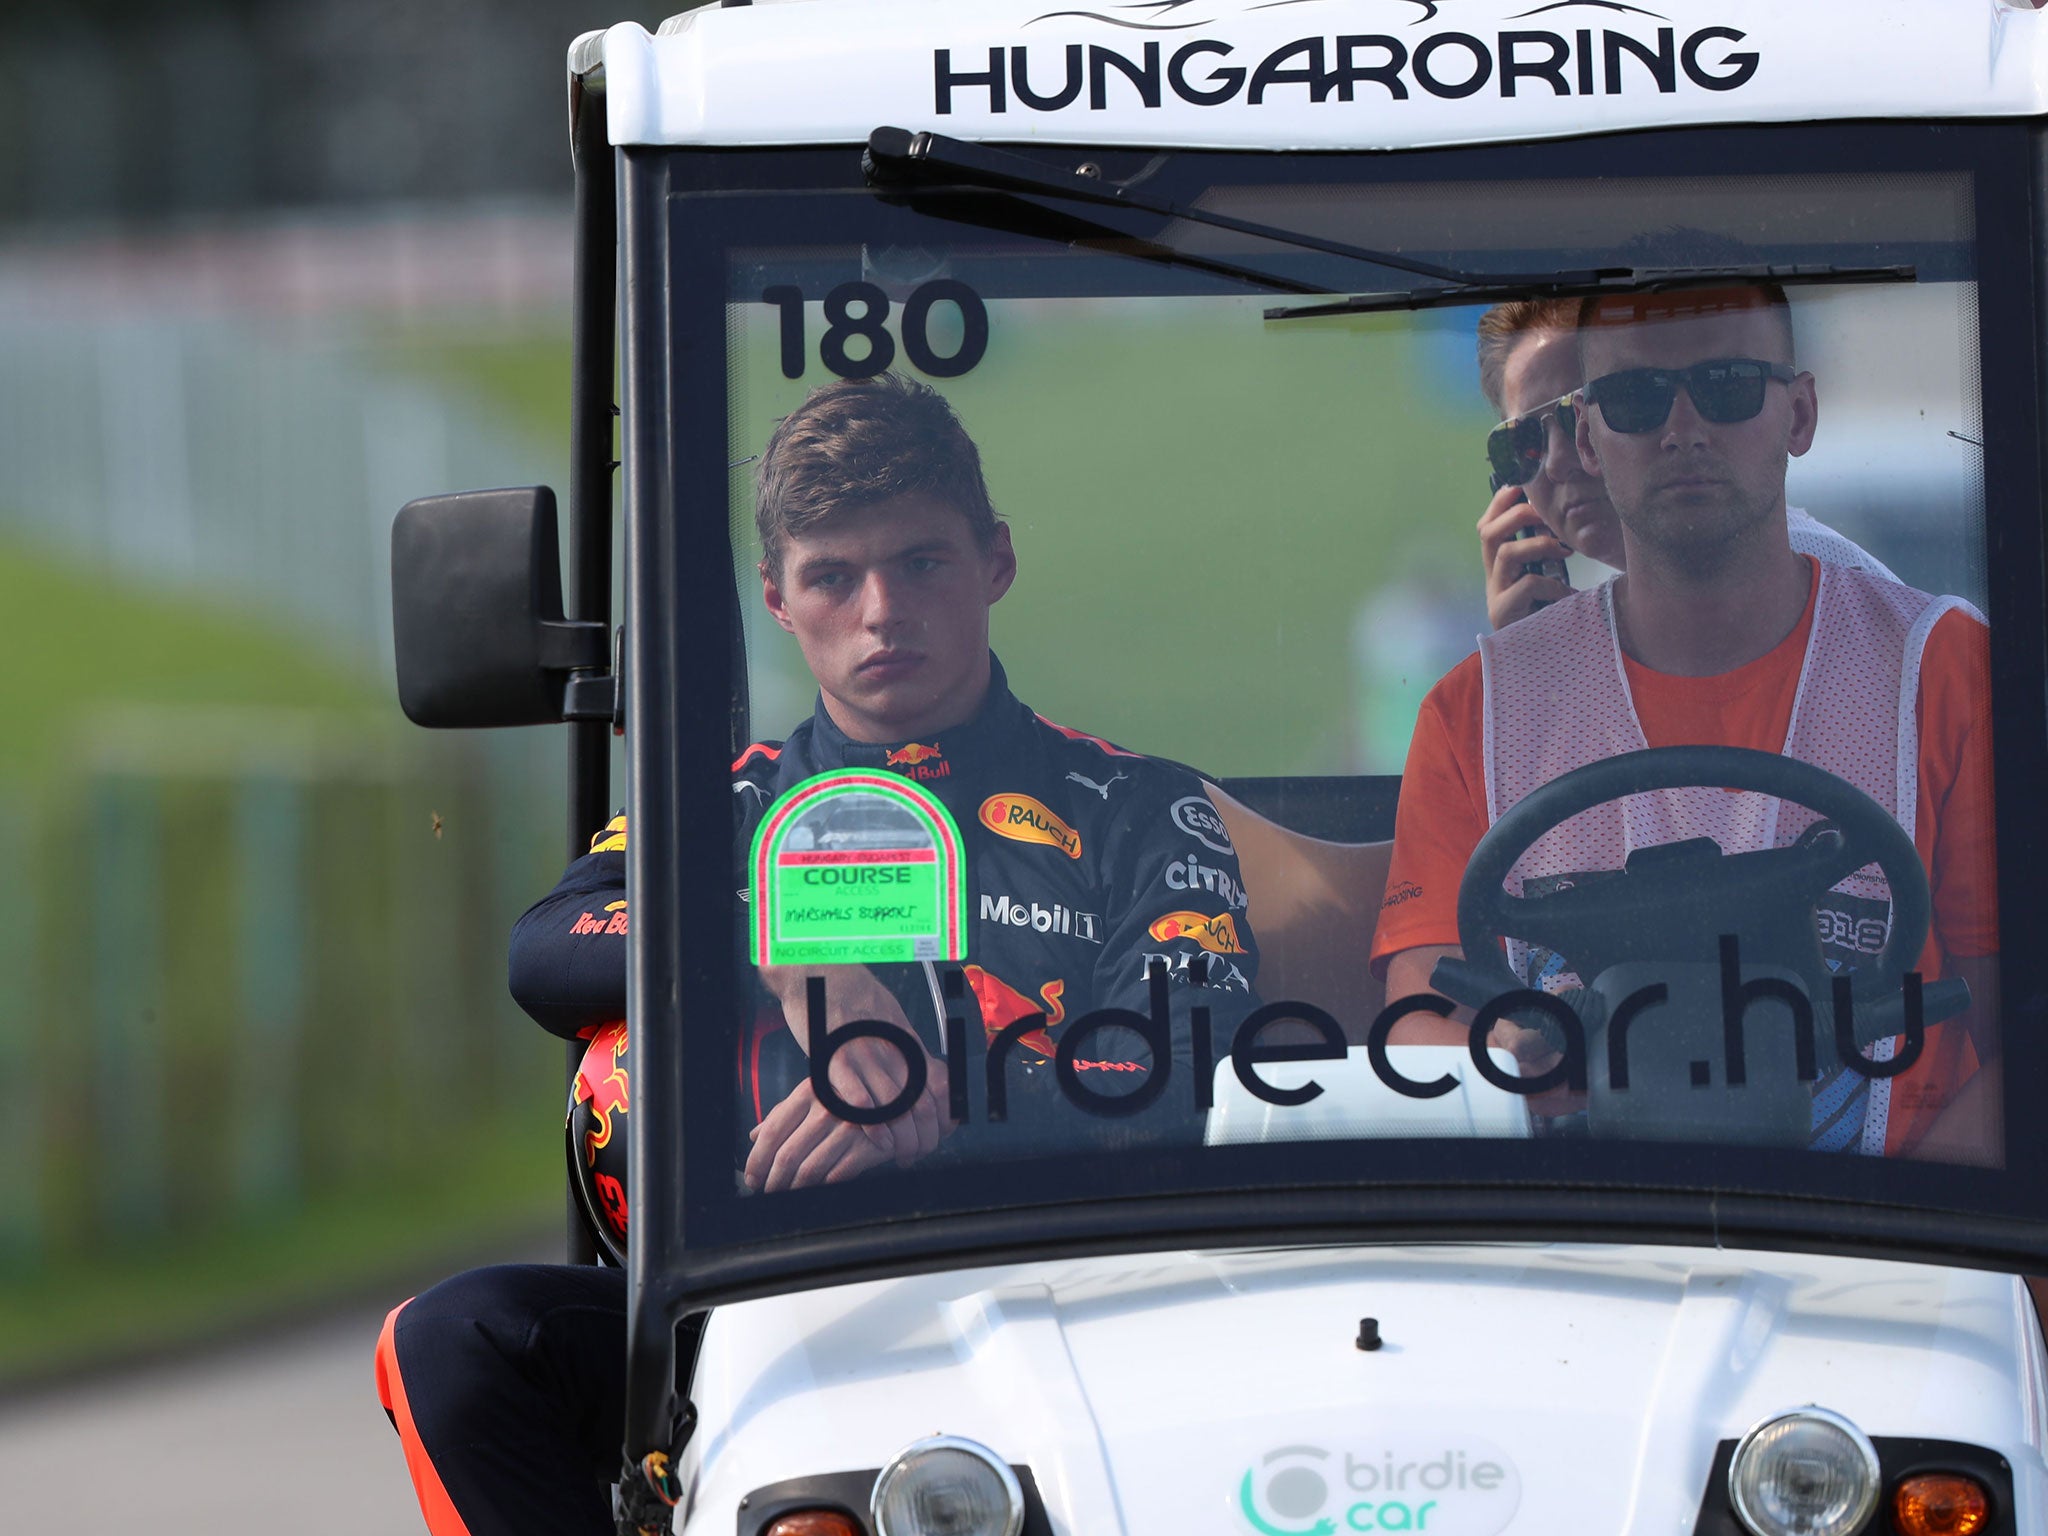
[[1369, 563, 1995, 1150]]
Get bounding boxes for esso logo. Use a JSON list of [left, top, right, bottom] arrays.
[[1171, 794, 1234, 854]]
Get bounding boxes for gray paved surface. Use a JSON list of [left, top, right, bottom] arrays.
[[0, 1303, 425, 1535]]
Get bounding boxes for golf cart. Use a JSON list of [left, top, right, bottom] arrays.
[[389, 3, 2048, 1533]]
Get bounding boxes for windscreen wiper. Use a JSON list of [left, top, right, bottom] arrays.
[[866, 126, 1505, 288], [863, 173, 1334, 297], [864, 128, 1916, 314]]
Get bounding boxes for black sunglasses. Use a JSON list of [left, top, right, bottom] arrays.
[[1583, 358, 1797, 435], [1485, 391, 1578, 489]]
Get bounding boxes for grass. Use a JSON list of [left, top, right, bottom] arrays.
[[0, 536, 387, 782], [0, 1108, 561, 1386]]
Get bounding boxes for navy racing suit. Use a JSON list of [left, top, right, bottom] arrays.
[[511, 653, 1262, 1154]]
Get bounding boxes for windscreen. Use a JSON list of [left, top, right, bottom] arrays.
[[643, 125, 2041, 1282]]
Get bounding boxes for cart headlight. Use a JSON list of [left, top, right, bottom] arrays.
[[870, 1435, 1024, 1536], [1727, 1407, 1881, 1536]]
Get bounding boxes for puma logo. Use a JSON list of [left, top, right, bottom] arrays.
[[1065, 771, 1128, 800], [733, 782, 768, 801]]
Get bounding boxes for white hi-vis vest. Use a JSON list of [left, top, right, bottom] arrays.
[[1477, 561, 1977, 1154]]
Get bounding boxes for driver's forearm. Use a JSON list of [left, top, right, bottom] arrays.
[[1383, 945, 1475, 1039], [758, 963, 908, 1050]]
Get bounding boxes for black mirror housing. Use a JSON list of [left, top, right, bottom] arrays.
[[392, 486, 608, 728]]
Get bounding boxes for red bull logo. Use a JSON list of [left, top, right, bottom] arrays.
[[964, 964, 1066, 1058], [1148, 909, 1245, 955], [570, 900, 628, 937], [884, 741, 951, 780], [979, 793, 1081, 858]]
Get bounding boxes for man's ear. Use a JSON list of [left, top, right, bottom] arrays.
[[985, 522, 1018, 606], [1575, 402, 1602, 477], [760, 563, 797, 634], [1786, 371, 1819, 458]]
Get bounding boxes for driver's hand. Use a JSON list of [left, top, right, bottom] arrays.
[[1479, 485, 1572, 631], [743, 1044, 954, 1192], [824, 1033, 953, 1167], [1485, 1018, 1583, 1118], [758, 962, 951, 1161], [745, 1079, 897, 1191]]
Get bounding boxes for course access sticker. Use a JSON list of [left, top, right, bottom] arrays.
[[749, 771, 968, 968]]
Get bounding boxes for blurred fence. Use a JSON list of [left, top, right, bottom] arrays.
[[0, 205, 572, 668], [0, 708, 562, 1270], [0, 210, 585, 1278]]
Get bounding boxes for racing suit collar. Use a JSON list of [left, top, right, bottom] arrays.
[[804, 653, 1031, 777]]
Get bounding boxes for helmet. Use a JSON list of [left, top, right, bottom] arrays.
[[568, 1006, 809, 1261], [567, 1020, 631, 1265]]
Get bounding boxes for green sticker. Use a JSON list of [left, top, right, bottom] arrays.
[[748, 771, 968, 968]]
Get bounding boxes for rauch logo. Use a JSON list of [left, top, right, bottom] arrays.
[[1236, 1439, 1520, 1536]]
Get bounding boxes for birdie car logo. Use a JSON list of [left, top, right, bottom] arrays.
[[1237, 1439, 1520, 1536]]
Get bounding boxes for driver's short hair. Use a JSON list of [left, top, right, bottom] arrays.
[[756, 373, 1001, 580], [1476, 298, 1580, 418]]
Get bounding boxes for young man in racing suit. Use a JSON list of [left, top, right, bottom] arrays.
[[374, 372, 1261, 1536], [1374, 283, 1999, 1158]]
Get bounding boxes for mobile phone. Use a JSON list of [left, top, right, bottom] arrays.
[[1513, 524, 1570, 585], [1490, 475, 1571, 589]]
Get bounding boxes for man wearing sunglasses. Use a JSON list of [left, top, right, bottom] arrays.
[[1377, 283, 1997, 1158], [1475, 297, 1892, 633]]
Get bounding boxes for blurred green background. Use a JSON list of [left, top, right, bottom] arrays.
[[0, 0, 676, 1384]]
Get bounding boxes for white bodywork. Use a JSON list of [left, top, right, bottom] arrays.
[[583, 0, 2048, 152], [681, 1243, 2048, 1533], [1205, 1046, 1533, 1145]]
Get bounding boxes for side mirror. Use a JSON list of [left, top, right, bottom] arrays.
[[391, 486, 609, 728]]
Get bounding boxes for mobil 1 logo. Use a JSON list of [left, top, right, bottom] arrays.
[[979, 891, 1102, 942]]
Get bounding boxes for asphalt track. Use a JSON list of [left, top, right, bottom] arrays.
[[0, 1301, 426, 1535]]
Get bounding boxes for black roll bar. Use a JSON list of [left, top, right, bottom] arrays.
[[564, 66, 618, 1267]]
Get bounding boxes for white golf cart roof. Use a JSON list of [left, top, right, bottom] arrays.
[[576, 0, 2048, 152]]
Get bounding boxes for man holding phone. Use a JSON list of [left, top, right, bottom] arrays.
[[1382, 283, 1997, 1160], [1473, 296, 1892, 631]]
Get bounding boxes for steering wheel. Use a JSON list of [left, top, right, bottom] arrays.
[[1452, 746, 1930, 1006]]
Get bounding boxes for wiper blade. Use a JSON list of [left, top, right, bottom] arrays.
[[862, 133, 1918, 319], [867, 126, 1512, 288], [870, 177, 1332, 297], [1265, 262, 1917, 321]]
